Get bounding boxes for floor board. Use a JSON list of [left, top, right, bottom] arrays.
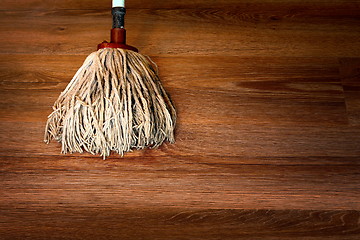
[[339, 58, 360, 126], [1, 155, 360, 210], [0, 8, 359, 56], [1, 208, 360, 240]]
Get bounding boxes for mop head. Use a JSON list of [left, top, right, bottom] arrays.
[[44, 48, 176, 158]]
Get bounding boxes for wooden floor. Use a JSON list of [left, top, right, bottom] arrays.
[[1, 0, 360, 239]]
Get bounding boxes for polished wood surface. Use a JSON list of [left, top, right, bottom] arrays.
[[1, 0, 360, 239]]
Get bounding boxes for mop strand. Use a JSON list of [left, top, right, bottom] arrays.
[[44, 48, 176, 158]]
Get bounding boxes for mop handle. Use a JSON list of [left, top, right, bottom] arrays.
[[98, 0, 137, 51], [112, 0, 126, 28], [113, 0, 125, 7]]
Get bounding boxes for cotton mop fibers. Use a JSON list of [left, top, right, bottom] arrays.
[[44, 4, 176, 158]]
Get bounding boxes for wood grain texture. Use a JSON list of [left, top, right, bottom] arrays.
[[1, 0, 360, 239], [1, 208, 360, 240], [0, 7, 359, 56], [1, 0, 359, 10], [0, 55, 348, 126], [339, 58, 360, 126], [1, 155, 360, 210]]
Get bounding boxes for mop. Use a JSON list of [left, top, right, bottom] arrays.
[[44, 0, 176, 158]]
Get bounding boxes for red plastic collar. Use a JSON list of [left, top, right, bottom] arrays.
[[97, 28, 138, 52], [97, 42, 138, 52]]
